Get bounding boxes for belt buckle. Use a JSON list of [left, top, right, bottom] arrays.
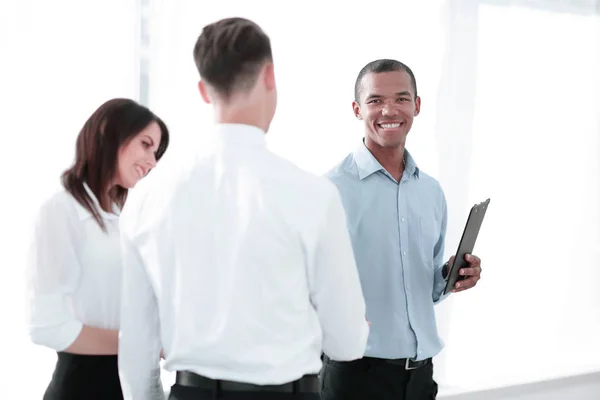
[[405, 358, 419, 370]]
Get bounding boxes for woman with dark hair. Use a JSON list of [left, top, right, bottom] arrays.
[[26, 98, 170, 399]]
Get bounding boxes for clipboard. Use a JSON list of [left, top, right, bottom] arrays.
[[444, 198, 490, 295]]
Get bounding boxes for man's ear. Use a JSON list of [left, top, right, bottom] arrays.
[[414, 96, 421, 117], [263, 63, 276, 91], [352, 100, 362, 120], [198, 80, 211, 104]]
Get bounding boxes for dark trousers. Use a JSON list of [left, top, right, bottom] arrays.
[[43, 352, 123, 400], [169, 384, 320, 400], [320, 357, 438, 400]]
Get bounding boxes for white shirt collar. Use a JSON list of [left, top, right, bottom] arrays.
[[211, 123, 266, 147]]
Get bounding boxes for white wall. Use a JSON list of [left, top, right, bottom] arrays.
[[436, 3, 600, 391]]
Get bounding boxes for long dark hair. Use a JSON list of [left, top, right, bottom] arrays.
[[61, 98, 169, 230]]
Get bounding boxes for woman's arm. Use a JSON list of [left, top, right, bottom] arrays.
[[28, 197, 118, 354]]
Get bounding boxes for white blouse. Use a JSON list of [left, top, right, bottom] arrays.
[[27, 184, 122, 351]]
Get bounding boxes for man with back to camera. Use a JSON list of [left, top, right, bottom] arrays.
[[321, 59, 483, 400], [116, 17, 370, 400]]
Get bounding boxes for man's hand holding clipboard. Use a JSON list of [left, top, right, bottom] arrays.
[[443, 198, 489, 295], [444, 253, 482, 293]]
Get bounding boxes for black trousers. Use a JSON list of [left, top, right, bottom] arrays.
[[320, 357, 438, 400], [43, 352, 123, 400], [169, 384, 320, 400]]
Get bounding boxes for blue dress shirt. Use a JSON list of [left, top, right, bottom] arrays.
[[326, 141, 449, 361]]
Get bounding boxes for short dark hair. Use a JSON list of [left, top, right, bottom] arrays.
[[61, 98, 169, 231], [193, 17, 273, 99], [354, 59, 418, 102]]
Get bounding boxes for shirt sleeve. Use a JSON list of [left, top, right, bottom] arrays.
[[118, 230, 164, 400], [26, 198, 84, 351], [432, 190, 450, 303], [307, 184, 369, 361]]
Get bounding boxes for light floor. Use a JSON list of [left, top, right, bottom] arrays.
[[438, 372, 600, 400]]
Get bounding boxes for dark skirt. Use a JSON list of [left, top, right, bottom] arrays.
[[43, 352, 123, 400]]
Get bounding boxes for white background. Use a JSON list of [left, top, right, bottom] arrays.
[[1, 0, 598, 397]]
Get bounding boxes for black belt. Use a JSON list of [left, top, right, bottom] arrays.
[[375, 356, 432, 370], [325, 355, 431, 370], [175, 371, 320, 393]]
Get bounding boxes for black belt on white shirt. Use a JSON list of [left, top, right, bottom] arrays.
[[175, 371, 320, 393]]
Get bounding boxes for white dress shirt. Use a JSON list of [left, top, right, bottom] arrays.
[[118, 123, 369, 400], [27, 184, 122, 351]]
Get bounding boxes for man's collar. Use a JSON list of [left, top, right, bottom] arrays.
[[212, 123, 267, 147], [353, 140, 420, 180]]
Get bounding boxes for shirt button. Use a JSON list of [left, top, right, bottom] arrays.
[[401, 217, 405, 222], [403, 251, 407, 256]]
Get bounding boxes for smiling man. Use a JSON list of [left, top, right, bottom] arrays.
[[322, 59, 483, 400]]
